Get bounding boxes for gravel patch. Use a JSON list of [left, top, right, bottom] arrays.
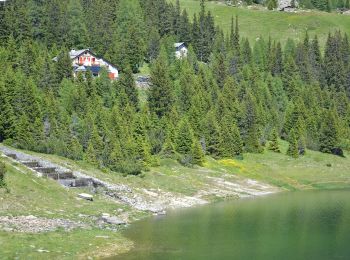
[[0, 215, 88, 233]]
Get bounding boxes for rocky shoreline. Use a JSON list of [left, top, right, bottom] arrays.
[[0, 215, 87, 233], [0, 145, 279, 236]]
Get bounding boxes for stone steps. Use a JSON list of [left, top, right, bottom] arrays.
[[6, 153, 95, 189], [33, 167, 57, 174], [22, 161, 40, 168]]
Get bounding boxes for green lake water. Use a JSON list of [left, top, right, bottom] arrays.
[[114, 190, 350, 260]]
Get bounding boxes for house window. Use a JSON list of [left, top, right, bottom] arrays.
[[92, 58, 95, 63]]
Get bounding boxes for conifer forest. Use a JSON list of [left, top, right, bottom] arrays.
[[0, 0, 350, 176]]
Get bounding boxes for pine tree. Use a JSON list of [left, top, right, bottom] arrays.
[[0, 160, 6, 189], [84, 142, 98, 166], [67, 0, 88, 48], [191, 139, 205, 166], [319, 110, 339, 154], [243, 92, 263, 153], [179, 9, 191, 44], [205, 111, 222, 158], [287, 129, 299, 158], [118, 66, 139, 109], [220, 117, 243, 157], [68, 136, 84, 160], [161, 135, 176, 158], [107, 0, 145, 72], [175, 118, 194, 155], [56, 49, 73, 83], [233, 15, 240, 55], [14, 114, 34, 150], [148, 46, 174, 117], [0, 84, 16, 141], [268, 128, 280, 153]]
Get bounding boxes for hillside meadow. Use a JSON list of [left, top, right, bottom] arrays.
[[170, 0, 350, 47]]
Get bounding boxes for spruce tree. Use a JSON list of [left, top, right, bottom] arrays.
[[68, 136, 84, 160], [287, 129, 299, 158], [268, 128, 280, 153], [191, 139, 205, 166], [84, 142, 99, 166], [319, 110, 339, 154], [56, 49, 73, 83], [67, 0, 88, 48], [205, 111, 222, 158], [0, 160, 6, 189], [148, 46, 174, 118], [118, 66, 139, 109], [14, 114, 34, 150], [175, 118, 194, 155]]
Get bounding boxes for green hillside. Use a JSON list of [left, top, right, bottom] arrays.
[[170, 0, 350, 46]]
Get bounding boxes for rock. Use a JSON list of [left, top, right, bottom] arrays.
[[331, 147, 344, 157], [95, 235, 109, 239], [158, 210, 167, 215], [100, 215, 126, 225], [78, 193, 93, 201], [278, 0, 298, 10], [37, 249, 50, 253], [3, 227, 13, 232]]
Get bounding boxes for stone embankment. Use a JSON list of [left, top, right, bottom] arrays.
[[0, 146, 279, 217]]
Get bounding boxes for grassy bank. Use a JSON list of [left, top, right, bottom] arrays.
[[0, 141, 350, 259], [170, 0, 350, 47]]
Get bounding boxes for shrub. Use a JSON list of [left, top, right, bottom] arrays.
[[0, 161, 7, 188]]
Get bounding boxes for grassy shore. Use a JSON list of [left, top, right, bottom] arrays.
[[0, 141, 349, 259], [169, 0, 350, 47]]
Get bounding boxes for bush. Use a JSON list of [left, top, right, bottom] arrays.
[[110, 160, 143, 176], [0, 161, 7, 188]]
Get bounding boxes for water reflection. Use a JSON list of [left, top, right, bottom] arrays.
[[113, 190, 350, 260]]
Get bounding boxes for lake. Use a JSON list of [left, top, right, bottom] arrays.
[[113, 190, 350, 260]]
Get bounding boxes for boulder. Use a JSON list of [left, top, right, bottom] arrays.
[[100, 215, 126, 225], [331, 148, 345, 157], [78, 193, 93, 201], [278, 0, 298, 11]]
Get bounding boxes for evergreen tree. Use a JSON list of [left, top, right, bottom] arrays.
[[68, 136, 84, 160], [175, 118, 194, 155], [148, 46, 174, 117], [287, 129, 299, 158], [67, 0, 88, 48], [179, 9, 191, 44], [118, 66, 139, 109], [56, 49, 73, 83], [14, 114, 34, 150], [0, 84, 16, 141], [319, 110, 339, 154], [84, 142, 99, 166], [108, 0, 145, 72], [204, 111, 222, 158], [191, 139, 205, 166], [268, 128, 280, 153], [220, 119, 243, 157], [0, 160, 6, 189]]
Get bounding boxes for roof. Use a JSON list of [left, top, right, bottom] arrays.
[[69, 49, 89, 59], [53, 48, 119, 71], [75, 65, 87, 72], [174, 42, 185, 48]]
